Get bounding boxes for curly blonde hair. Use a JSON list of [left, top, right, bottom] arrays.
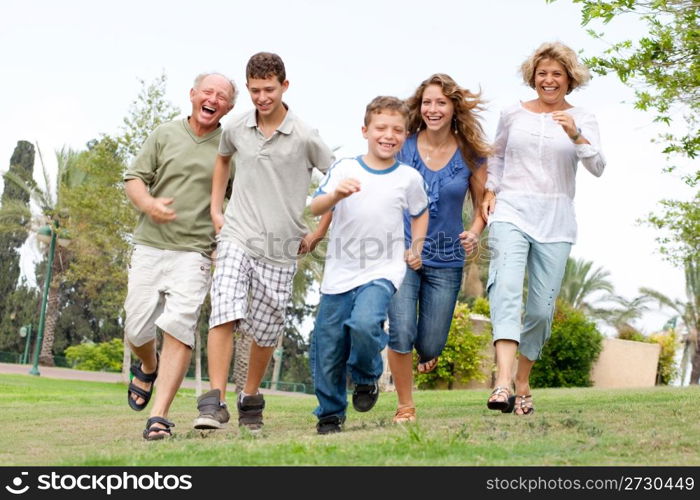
[[405, 73, 490, 171], [521, 42, 591, 94]]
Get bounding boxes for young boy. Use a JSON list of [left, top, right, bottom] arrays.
[[309, 96, 429, 434], [194, 52, 334, 432]]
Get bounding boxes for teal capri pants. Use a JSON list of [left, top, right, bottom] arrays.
[[486, 222, 571, 361]]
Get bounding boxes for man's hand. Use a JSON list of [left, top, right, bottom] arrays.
[[404, 249, 422, 271], [146, 197, 177, 224]]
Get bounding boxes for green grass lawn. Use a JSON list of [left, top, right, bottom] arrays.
[[1, 374, 699, 466]]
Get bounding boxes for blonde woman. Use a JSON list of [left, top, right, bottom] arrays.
[[483, 42, 606, 415]]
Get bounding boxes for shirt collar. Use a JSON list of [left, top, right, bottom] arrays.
[[245, 103, 294, 135]]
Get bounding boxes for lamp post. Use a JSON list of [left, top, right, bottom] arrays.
[[19, 324, 33, 364], [29, 221, 58, 376]]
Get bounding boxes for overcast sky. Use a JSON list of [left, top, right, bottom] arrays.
[[1, 0, 695, 334]]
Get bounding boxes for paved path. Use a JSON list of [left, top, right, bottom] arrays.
[[0, 362, 311, 397]]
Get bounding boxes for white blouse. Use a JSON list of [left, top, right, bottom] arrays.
[[486, 102, 606, 243]]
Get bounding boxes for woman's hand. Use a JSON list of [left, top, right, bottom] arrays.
[[481, 190, 496, 222], [551, 111, 578, 139], [459, 230, 479, 254]]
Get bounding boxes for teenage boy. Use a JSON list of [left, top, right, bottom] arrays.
[[309, 96, 429, 434], [124, 73, 236, 440], [194, 52, 333, 432]]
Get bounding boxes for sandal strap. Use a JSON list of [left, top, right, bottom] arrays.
[[128, 383, 151, 399], [395, 406, 416, 417], [130, 362, 158, 383], [490, 386, 511, 396], [146, 416, 174, 430]]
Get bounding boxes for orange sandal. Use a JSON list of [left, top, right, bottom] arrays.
[[392, 406, 416, 424]]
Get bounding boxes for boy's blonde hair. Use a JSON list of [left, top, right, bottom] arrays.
[[363, 96, 409, 127]]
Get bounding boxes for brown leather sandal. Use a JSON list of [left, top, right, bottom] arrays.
[[392, 406, 416, 424], [513, 394, 534, 415]]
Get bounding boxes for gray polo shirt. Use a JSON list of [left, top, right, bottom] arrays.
[[219, 108, 333, 266]]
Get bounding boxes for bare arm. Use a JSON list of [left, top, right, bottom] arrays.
[[299, 211, 333, 255], [309, 178, 361, 216], [405, 210, 428, 270], [461, 163, 487, 253], [210, 154, 232, 234], [124, 178, 176, 224]]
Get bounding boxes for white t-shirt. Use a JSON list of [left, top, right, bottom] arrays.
[[314, 156, 428, 294], [486, 102, 606, 243]]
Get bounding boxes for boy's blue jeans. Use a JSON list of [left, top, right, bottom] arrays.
[[310, 279, 395, 420]]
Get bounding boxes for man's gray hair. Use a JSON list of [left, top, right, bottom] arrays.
[[193, 72, 237, 106]]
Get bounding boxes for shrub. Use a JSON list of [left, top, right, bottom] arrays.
[[647, 330, 679, 385], [64, 338, 123, 372], [530, 301, 603, 388], [415, 302, 490, 389]]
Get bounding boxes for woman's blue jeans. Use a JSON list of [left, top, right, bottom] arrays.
[[387, 265, 463, 363], [310, 279, 395, 419], [487, 222, 571, 361]]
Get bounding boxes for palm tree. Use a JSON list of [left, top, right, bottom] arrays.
[[640, 259, 700, 385], [558, 257, 615, 312], [592, 294, 653, 337], [2, 145, 82, 365]]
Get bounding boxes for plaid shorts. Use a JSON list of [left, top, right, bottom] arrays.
[[210, 240, 296, 347]]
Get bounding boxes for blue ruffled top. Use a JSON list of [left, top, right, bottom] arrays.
[[397, 134, 473, 268]]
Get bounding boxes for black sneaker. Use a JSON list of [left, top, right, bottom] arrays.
[[193, 389, 230, 429], [237, 392, 265, 432], [316, 415, 345, 435], [352, 382, 379, 412]]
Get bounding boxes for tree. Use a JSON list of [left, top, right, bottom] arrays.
[[61, 137, 135, 322], [0, 141, 38, 352], [641, 259, 700, 384], [646, 191, 700, 266], [558, 257, 615, 312], [2, 146, 85, 365], [118, 71, 180, 161], [0, 141, 35, 301], [594, 293, 653, 335], [553, 0, 699, 177]]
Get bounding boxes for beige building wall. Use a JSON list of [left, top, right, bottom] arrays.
[[590, 337, 660, 388]]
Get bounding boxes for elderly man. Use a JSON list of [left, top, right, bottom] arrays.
[[123, 72, 235, 440]]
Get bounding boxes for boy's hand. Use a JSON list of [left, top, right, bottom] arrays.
[[211, 212, 225, 234], [146, 197, 177, 224], [298, 231, 324, 255], [404, 249, 422, 270], [334, 178, 361, 200], [459, 230, 479, 254]]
